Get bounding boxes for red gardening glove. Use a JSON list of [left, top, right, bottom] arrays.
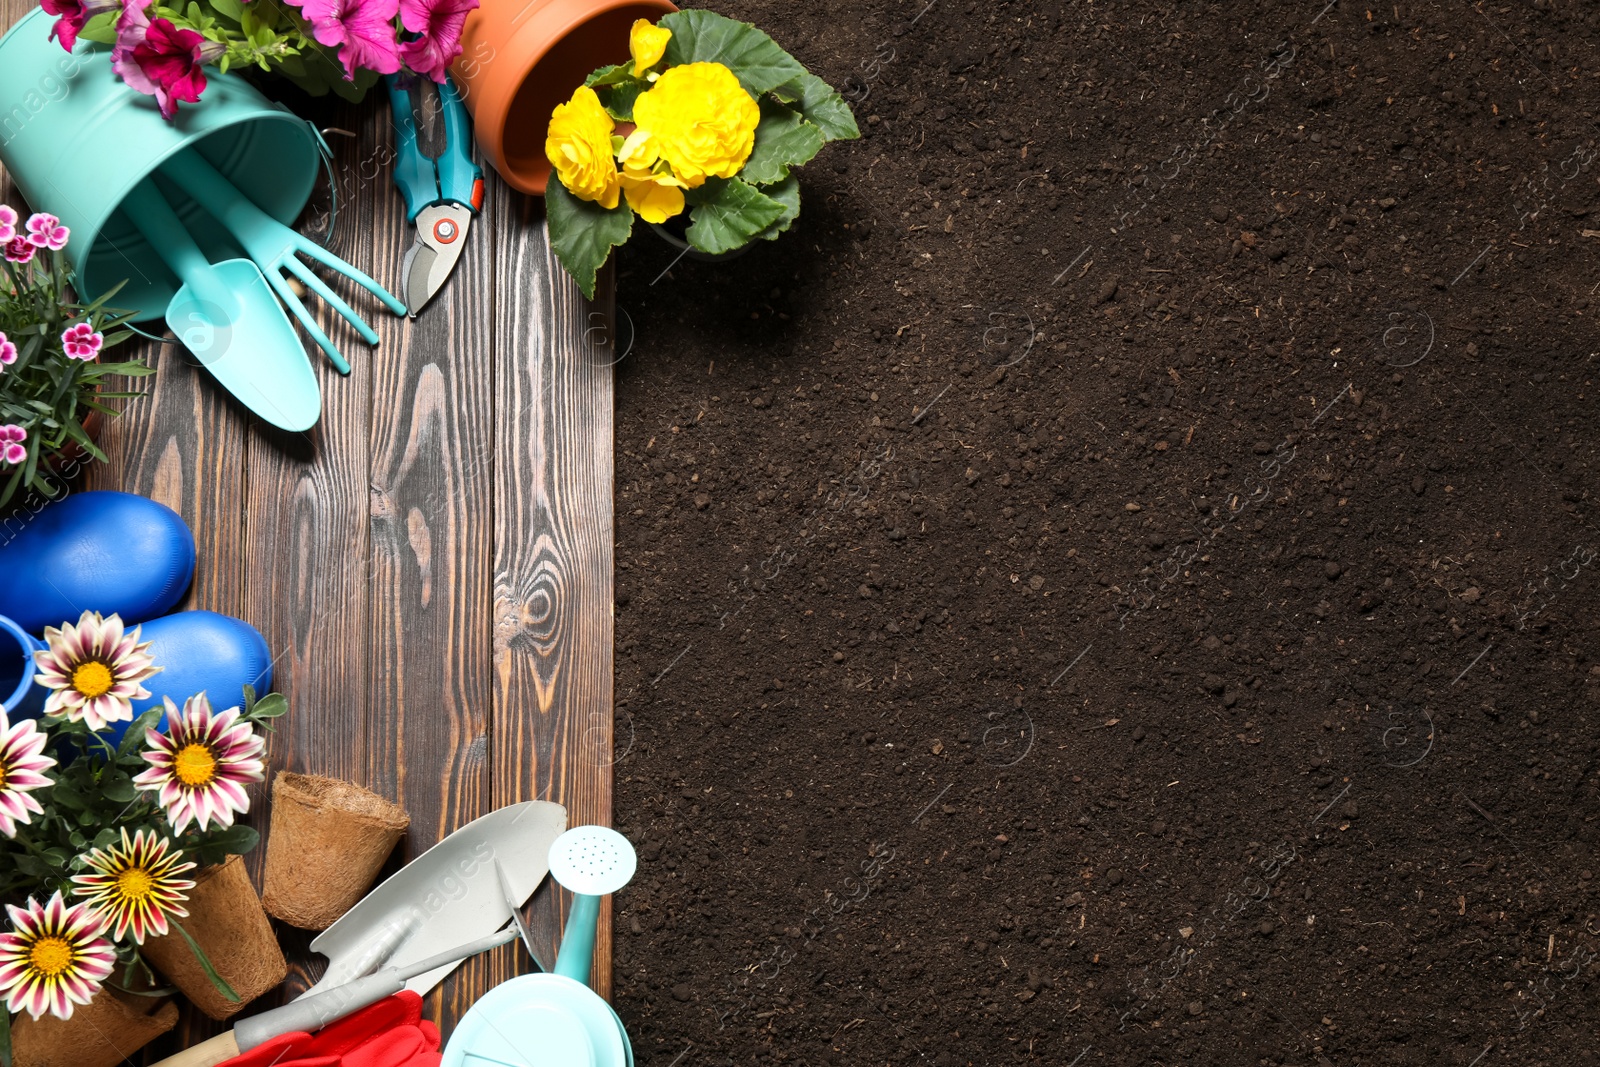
[[220, 993, 438, 1067]]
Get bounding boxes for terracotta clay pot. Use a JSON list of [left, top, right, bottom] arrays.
[[142, 855, 287, 1020], [261, 772, 410, 930], [10, 988, 178, 1067], [452, 0, 676, 195]]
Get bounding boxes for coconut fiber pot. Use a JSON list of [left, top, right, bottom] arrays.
[[0, 8, 323, 321], [262, 772, 410, 930], [451, 0, 676, 194], [141, 855, 287, 1019], [10, 989, 179, 1067]]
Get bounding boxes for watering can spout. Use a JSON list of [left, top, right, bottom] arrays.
[[547, 825, 637, 987], [554, 892, 601, 984]]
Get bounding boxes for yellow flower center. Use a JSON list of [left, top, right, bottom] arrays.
[[71, 661, 114, 698], [116, 867, 155, 902], [28, 936, 72, 977], [173, 743, 217, 788], [0, 764, 7, 790]]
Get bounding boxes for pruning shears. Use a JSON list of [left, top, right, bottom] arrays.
[[384, 73, 485, 317]]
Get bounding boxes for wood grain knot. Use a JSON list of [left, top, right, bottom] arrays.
[[495, 533, 565, 712]]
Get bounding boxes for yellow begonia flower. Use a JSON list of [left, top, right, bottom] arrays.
[[626, 62, 759, 188], [545, 85, 621, 209], [621, 174, 685, 223], [629, 18, 671, 78]]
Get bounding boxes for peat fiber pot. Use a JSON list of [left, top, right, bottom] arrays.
[[10, 988, 179, 1067], [0, 7, 321, 322], [142, 855, 287, 1020], [261, 771, 410, 931], [451, 0, 676, 195]]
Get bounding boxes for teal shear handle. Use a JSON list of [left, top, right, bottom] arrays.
[[385, 74, 485, 222]]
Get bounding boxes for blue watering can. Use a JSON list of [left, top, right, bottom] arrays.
[[443, 825, 638, 1067]]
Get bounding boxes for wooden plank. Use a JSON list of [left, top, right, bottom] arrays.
[[361, 90, 498, 1030], [489, 187, 616, 998]]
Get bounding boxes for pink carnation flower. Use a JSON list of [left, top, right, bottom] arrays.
[[3, 239, 34, 265], [0, 333, 15, 367], [60, 323, 102, 361], [0, 206, 15, 244], [398, 0, 476, 83], [112, 3, 222, 120], [293, 0, 401, 80], [0, 426, 27, 467], [23, 213, 67, 251], [40, 0, 119, 52]]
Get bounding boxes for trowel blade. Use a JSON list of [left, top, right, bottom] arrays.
[[304, 800, 567, 997]]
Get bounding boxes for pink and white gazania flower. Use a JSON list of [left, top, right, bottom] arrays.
[[0, 712, 56, 839], [4, 237, 35, 264], [70, 828, 195, 944], [60, 323, 102, 361], [23, 213, 68, 251], [0, 205, 15, 244], [0, 332, 17, 367], [32, 611, 161, 731], [0, 426, 26, 467], [293, 0, 401, 80], [0, 892, 115, 1020], [397, 0, 477, 83], [134, 693, 265, 834]]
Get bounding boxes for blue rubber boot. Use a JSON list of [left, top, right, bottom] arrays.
[[0, 614, 45, 719], [125, 610, 274, 741], [0, 492, 196, 635]]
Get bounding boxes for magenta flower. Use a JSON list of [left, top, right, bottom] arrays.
[[0, 206, 15, 244], [296, 0, 401, 80], [112, 4, 222, 120], [0, 333, 16, 367], [0, 426, 27, 467], [23, 213, 67, 251], [3, 239, 34, 265], [60, 323, 103, 361], [40, 0, 119, 52], [398, 0, 476, 83]]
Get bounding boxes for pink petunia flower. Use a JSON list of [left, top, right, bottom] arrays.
[[3, 238, 34, 265], [0, 333, 16, 366], [0, 206, 15, 244], [397, 0, 476, 83], [295, 0, 401, 80], [112, 4, 222, 120], [0, 425, 27, 467], [40, 0, 119, 52], [59, 323, 102, 361], [23, 213, 67, 251]]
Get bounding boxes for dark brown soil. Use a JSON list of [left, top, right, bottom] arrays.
[[609, 3, 1600, 1066]]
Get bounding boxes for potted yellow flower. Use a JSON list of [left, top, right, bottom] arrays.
[[544, 10, 858, 297]]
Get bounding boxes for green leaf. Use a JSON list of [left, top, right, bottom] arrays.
[[752, 173, 800, 241], [198, 824, 260, 857], [742, 102, 824, 186], [546, 179, 633, 301], [78, 11, 118, 43], [584, 63, 633, 88], [172, 923, 240, 1003], [659, 9, 806, 97], [0, 1003, 11, 1067], [209, 0, 244, 22], [772, 72, 861, 141], [246, 692, 289, 722], [118, 707, 166, 756], [685, 178, 786, 255], [597, 80, 644, 123], [101, 771, 137, 804]]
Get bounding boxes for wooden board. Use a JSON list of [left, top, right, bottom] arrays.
[[0, 1, 616, 1052]]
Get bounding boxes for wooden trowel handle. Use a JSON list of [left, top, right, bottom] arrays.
[[146, 1030, 240, 1067]]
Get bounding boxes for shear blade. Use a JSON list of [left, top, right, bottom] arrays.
[[402, 202, 473, 316]]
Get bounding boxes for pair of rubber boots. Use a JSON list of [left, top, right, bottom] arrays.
[[0, 491, 272, 741]]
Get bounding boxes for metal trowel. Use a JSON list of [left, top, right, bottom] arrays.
[[305, 800, 567, 995]]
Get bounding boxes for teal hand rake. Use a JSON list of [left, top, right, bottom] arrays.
[[159, 149, 407, 375]]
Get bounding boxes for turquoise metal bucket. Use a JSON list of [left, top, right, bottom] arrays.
[[0, 7, 322, 322]]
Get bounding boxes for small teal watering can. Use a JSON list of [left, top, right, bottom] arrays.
[[443, 825, 638, 1067]]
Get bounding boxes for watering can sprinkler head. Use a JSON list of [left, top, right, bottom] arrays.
[[549, 826, 636, 985]]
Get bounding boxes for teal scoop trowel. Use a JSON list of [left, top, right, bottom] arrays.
[[121, 178, 321, 431], [443, 825, 639, 1067]]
